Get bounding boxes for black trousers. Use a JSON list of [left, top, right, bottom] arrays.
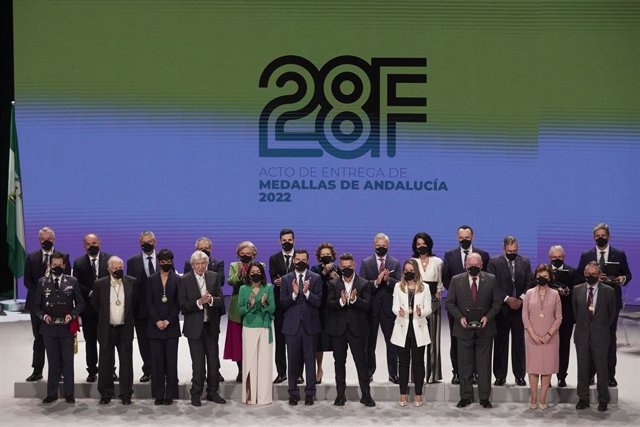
[[458, 334, 493, 401], [30, 313, 45, 373], [274, 308, 287, 377], [82, 315, 99, 375], [557, 318, 574, 380], [397, 324, 425, 395], [577, 342, 609, 404], [150, 337, 179, 400], [493, 306, 525, 380], [43, 334, 74, 398], [98, 325, 133, 399], [367, 313, 397, 378], [134, 317, 152, 376], [187, 322, 220, 399], [447, 310, 459, 374], [332, 329, 370, 398], [285, 329, 317, 398]]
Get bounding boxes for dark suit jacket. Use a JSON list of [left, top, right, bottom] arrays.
[[126, 253, 154, 319], [269, 251, 296, 310], [326, 275, 371, 337], [146, 270, 181, 339], [576, 246, 632, 311], [549, 263, 579, 323], [446, 271, 502, 339], [184, 257, 226, 316], [487, 254, 533, 304], [442, 246, 490, 290], [72, 252, 111, 318], [92, 275, 136, 345], [572, 282, 616, 347], [32, 274, 84, 338], [179, 271, 224, 339], [24, 249, 71, 310], [359, 254, 401, 318], [280, 270, 323, 335]]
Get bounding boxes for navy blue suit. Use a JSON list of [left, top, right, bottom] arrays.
[[280, 269, 322, 398]]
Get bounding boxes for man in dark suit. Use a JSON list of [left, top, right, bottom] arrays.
[[326, 253, 375, 407], [32, 252, 84, 403], [23, 226, 71, 382], [72, 233, 111, 382], [179, 250, 226, 406], [183, 237, 226, 382], [268, 228, 298, 384], [576, 223, 631, 387], [125, 230, 157, 382], [280, 249, 322, 405], [487, 235, 532, 386], [359, 232, 401, 383], [547, 245, 578, 387], [93, 256, 137, 405], [573, 261, 617, 412], [442, 225, 490, 384], [446, 253, 502, 408]]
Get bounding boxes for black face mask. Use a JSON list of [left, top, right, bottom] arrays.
[[199, 249, 211, 258], [250, 273, 263, 283], [87, 245, 100, 257], [239, 255, 252, 264], [281, 241, 294, 252], [536, 277, 549, 286], [403, 271, 415, 281], [586, 276, 598, 285], [160, 263, 173, 272], [551, 259, 563, 269], [506, 252, 517, 262], [375, 247, 388, 257], [41, 240, 54, 251], [341, 267, 354, 277], [111, 269, 124, 280], [141, 242, 154, 253], [417, 246, 430, 256], [467, 266, 481, 276], [459, 239, 472, 250], [320, 255, 333, 265], [50, 266, 64, 276], [595, 237, 608, 248], [294, 261, 308, 271]]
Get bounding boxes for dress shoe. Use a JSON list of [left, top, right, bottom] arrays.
[[494, 378, 506, 386], [598, 402, 608, 412], [273, 375, 287, 384], [191, 398, 201, 407], [472, 374, 478, 385], [530, 402, 538, 409], [608, 379, 618, 387], [288, 397, 299, 406], [558, 379, 567, 387], [218, 372, 225, 382], [99, 397, 111, 404], [360, 396, 376, 407], [456, 398, 473, 408], [65, 396, 75, 403], [86, 374, 97, 383], [451, 373, 459, 384], [414, 397, 423, 407], [121, 397, 132, 405], [163, 399, 173, 405], [480, 399, 492, 408], [154, 398, 164, 406], [334, 395, 346, 406], [539, 403, 548, 410], [304, 396, 314, 406], [206, 393, 227, 404], [42, 396, 58, 404], [389, 375, 399, 384], [26, 372, 43, 382], [296, 376, 304, 384], [516, 378, 527, 386], [589, 377, 595, 386], [575, 399, 590, 410], [140, 374, 151, 383]]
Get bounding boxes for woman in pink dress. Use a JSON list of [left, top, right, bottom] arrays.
[[522, 264, 562, 410]]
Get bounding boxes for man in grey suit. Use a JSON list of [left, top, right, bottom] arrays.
[[572, 261, 616, 412], [446, 253, 502, 409]]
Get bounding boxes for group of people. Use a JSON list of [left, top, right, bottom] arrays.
[[24, 224, 630, 412]]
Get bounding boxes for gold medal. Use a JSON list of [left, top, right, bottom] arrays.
[[538, 313, 544, 319], [161, 295, 168, 303], [115, 299, 121, 306], [588, 305, 594, 312]]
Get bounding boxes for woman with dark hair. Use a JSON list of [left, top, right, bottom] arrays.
[[411, 232, 443, 383], [523, 264, 562, 409], [310, 242, 339, 384], [238, 262, 275, 404], [146, 248, 181, 405]]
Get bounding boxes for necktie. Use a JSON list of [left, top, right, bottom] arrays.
[[147, 256, 155, 275], [91, 257, 98, 278], [285, 255, 291, 270], [298, 274, 304, 299], [471, 277, 478, 305], [463, 250, 469, 267], [509, 260, 517, 296], [599, 251, 606, 270], [379, 257, 385, 273], [54, 278, 60, 290], [43, 253, 50, 268], [587, 286, 594, 320]]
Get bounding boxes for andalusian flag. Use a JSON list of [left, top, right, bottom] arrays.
[[7, 102, 26, 279]]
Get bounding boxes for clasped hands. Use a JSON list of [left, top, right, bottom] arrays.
[[340, 289, 357, 305], [293, 278, 311, 297], [460, 316, 488, 328], [43, 314, 72, 324], [398, 305, 422, 317], [505, 296, 522, 310], [249, 292, 268, 307]]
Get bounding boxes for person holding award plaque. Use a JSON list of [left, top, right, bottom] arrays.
[[522, 264, 562, 409], [390, 259, 432, 407]]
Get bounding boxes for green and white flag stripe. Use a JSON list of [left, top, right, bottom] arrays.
[[7, 102, 26, 280]]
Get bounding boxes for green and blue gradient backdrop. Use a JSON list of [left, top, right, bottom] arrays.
[[13, 0, 640, 300]]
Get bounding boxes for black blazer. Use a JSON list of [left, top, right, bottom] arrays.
[[72, 252, 111, 318], [146, 270, 181, 339], [32, 274, 84, 338], [549, 263, 579, 323], [442, 246, 490, 290], [576, 246, 632, 311], [24, 249, 71, 310], [184, 257, 226, 316], [92, 275, 136, 345], [572, 282, 616, 347], [487, 254, 533, 304], [269, 251, 296, 309], [179, 271, 224, 339], [445, 271, 502, 339], [359, 254, 401, 318], [326, 275, 371, 337], [126, 253, 153, 319]]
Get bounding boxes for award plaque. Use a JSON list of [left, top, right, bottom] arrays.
[[466, 308, 483, 329], [49, 303, 68, 324], [603, 262, 620, 285]]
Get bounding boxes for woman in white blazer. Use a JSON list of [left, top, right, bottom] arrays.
[[391, 259, 432, 407]]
